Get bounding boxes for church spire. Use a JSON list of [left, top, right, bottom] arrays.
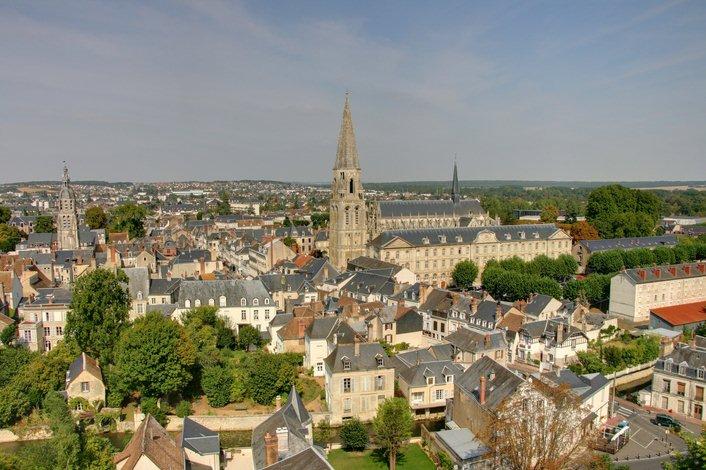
[[451, 159, 460, 204], [62, 161, 70, 185], [334, 92, 360, 170]]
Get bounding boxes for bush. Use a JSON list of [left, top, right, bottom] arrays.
[[340, 418, 368, 451], [201, 365, 233, 408], [175, 400, 192, 418], [140, 397, 167, 426]]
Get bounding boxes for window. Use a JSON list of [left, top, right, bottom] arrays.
[[678, 400, 685, 414], [435, 389, 445, 401], [695, 386, 704, 401], [662, 396, 669, 409], [43, 327, 51, 337], [445, 374, 453, 383], [253, 298, 259, 306], [316, 362, 323, 373], [81, 382, 90, 393], [241, 298, 246, 307], [56, 326, 63, 336], [219, 296, 227, 307], [208, 298, 215, 306], [265, 310, 270, 320], [44, 340, 51, 351], [184, 300, 191, 309], [23, 330, 32, 342], [264, 298, 270, 305], [241, 310, 247, 320], [253, 310, 259, 320], [343, 397, 352, 413], [677, 382, 686, 397], [679, 364, 687, 375], [411, 392, 424, 404], [698, 369, 705, 380], [194, 299, 201, 307], [376, 355, 384, 367], [663, 379, 670, 393], [343, 378, 352, 393], [375, 375, 385, 391], [343, 358, 351, 371], [45, 312, 51, 322], [426, 376, 435, 385]]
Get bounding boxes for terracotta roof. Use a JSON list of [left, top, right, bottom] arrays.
[[651, 302, 706, 326], [497, 311, 526, 332], [113, 415, 184, 470], [277, 316, 314, 341], [293, 254, 313, 268]]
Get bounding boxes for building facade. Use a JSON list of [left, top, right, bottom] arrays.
[[370, 224, 572, 287], [651, 341, 706, 422], [328, 94, 367, 270]]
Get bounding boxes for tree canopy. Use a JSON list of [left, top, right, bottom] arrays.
[[0, 224, 22, 253], [85, 206, 108, 229], [586, 185, 661, 238], [0, 206, 10, 224], [373, 397, 414, 470], [66, 269, 130, 364], [451, 260, 479, 289], [109, 203, 148, 238], [33, 215, 55, 233]]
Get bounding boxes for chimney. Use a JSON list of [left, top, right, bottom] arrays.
[[653, 268, 661, 278], [109, 245, 116, 263], [697, 263, 705, 274], [668, 266, 676, 277], [684, 265, 692, 276], [297, 319, 307, 338], [484, 334, 490, 347], [556, 324, 564, 345], [479, 376, 487, 405], [199, 256, 206, 275], [166, 271, 172, 281], [471, 297, 479, 314], [264, 432, 278, 467], [275, 395, 282, 411], [638, 269, 647, 280], [354, 337, 360, 356]]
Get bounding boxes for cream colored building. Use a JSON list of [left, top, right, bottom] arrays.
[[65, 352, 106, 408], [369, 224, 572, 287], [324, 342, 395, 425], [609, 263, 706, 324], [651, 340, 706, 422]]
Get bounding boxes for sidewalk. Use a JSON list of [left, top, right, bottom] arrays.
[[615, 397, 706, 428]]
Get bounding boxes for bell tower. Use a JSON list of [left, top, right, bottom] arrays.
[[329, 94, 367, 269], [57, 163, 79, 250]]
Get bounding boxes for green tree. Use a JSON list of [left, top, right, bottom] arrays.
[[240, 352, 300, 405], [140, 396, 167, 426], [653, 246, 676, 265], [451, 260, 479, 289], [311, 213, 329, 229], [0, 224, 21, 253], [33, 215, 55, 233], [85, 206, 108, 229], [181, 306, 235, 351], [540, 205, 559, 223], [114, 312, 196, 398], [340, 418, 369, 451], [201, 365, 233, 407], [314, 418, 333, 449], [586, 185, 660, 238], [175, 400, 192, 418], [237, 324, 262, 350], [66, 269, 130, 364], [587, 250, 624, 274], [373, 397, 414, 470], [215, 191, 231, 216], [0, 206, 10, 224], [0, 324, 17, 346], [109, 203, 148, 238]]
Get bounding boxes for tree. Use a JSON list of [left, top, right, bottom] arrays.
[[0, 224, 21, 253], [113, 312, 196, 398], [109, 203, 147, 239], [484, 382, 591, 470], [314, 418, 333, 449], [201, 365, 233, 407], [181, 306, 235, 351], [0, 206, 10, 224], [0, 324, 16, 346], [564, 201, 580, 224], [311, 213, 329, 229], [340, 418, 369, 451], [587, 250, 624, 274], [586, 185, 660, 238], [239, 352, 301, 405], [373, 397, 413, 470], [237, 324, 262, 350], [452, 260, 479, 289], [215, 191, 231, 216], [569, 221, 599, 242], [33, 215, 55, 233], [540, 205, 559, 223], [85, 206, 108, 229], [66, 269, 130, 364], [140, 396, 167, 426]]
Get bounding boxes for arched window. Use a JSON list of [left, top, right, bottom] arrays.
[[264, 298, 270, 305], [185, 300, 191, 309], [345, 206, 350, 225], [253, 298, 259, 306], [208, 298, 215, 306], [349, 179, 354, 194], [355, 206, 359, 224], [241, 298, 246, 307], [219, 296, 227, 307], [194, 299, 201, 307]]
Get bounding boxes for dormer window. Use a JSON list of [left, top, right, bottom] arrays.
[[698, 368, 705, 380], [253, 298, 259, 306], [208, 298, 215, 306], [519, 231, 526, 239], [445, 374, 454, 383], [376, 355, 384, 367], [439, 235, 447, 243], [342, 357, 351, 371], [241, 298, 247, 307], [679, 363, 688, 376], [427, 376, 435, 385], [264, 298, 270, 305], [219, 296, 227, 307], [184, 300, 191, 309], [194, 299, 201, 307], [533, 232, 539, 239], [422, 237, 430, 245], [455, 235, 463, 243], [505, 233, 511, 240]]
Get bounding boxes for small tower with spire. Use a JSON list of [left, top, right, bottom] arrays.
[[57, 162, 79, 250], [451, 159, 460, 204], [329, 93, 367, 269]]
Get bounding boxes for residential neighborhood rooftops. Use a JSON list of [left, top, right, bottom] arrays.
[[113, 415, 184, 470], [456, 356, 524, 411]]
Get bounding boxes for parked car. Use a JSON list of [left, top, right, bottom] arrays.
[[651, 414, 681, 431]]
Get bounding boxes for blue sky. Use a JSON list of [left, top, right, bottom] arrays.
[[1, 0, 705, 183]]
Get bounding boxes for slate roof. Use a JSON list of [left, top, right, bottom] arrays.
[[149, 278, 182, 296], [341, 271, 397, 297], [27, 287, 72, 306], [371, 224, 562, 248], [305, 317, 357, 344], [520, 319, 585, 346], [378, 199, 485, 217], [524, 294, 557, 317], [260, 273, 315, 294], [396, 309, 424, 334], [66, 352, 102, 386], [655, 342, 706, 380], [270, 312, 294, 327], [347, 256, 402, 272], [176, 279, 272, 308], [456, 356, 524, 411], [395, 359, 463, 387], [123, 267, 150, 300], [579, 235, 677, 253], [621, 262, 706, 284], [324, 342, 390, 373], [180, 417, 220, 456], [264, 447, 332, 469], [251, 385, 312, 469], [444, 327, 508, 353], [173, 249, 212, 264], [538, 369, 609, 400], [434, 428, 488, 461]]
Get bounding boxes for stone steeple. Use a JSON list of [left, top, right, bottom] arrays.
[[451, 160, 460, 204], [334, 93, 360, 170], [57, 163, 79, 250], [329, 94, 367, 270]]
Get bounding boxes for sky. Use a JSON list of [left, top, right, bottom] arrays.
[[1, 0, 706, 184]]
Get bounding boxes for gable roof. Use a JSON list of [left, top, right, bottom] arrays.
[[456, 356, 524, 411], [180, 417, 220, 456], [324, 342, 390, 374], [444, 327, 508, 353], [113, 415, 184, 470], [66, 352, 102, 387]]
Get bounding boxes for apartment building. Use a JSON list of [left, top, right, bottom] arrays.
[[17, 287, 71, 352], [651, 339, 706, 422], [369, 224, 572, 288], [609, 263, 706, 324], [324, 342, 395, 424]]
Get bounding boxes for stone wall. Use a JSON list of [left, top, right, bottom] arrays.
[[164, 412, 332, 432]]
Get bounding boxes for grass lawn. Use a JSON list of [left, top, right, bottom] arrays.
[[327, 444, 434, 470]]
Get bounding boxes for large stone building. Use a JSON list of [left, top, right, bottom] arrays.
[[651, 339, 706, 422], [367, 162, 498, 240], [369, 224, 572, 287], [57, 164, 80, 251], [328, 94, 367, 270], [609, 263, 706, 324]]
